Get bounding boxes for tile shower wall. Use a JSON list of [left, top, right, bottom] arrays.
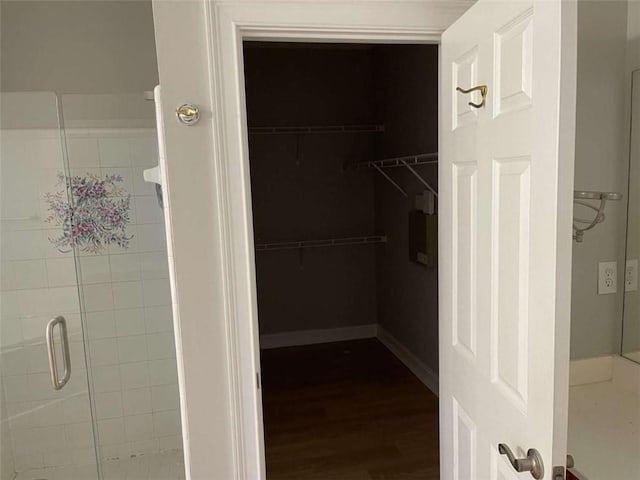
[[0, 127, 181, 475], [1, 127, 97, 476], [68, 128, 182, 461]]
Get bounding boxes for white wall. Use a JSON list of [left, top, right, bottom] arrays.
[[571, 0, 629, 359], [0, 1, 158, 94]]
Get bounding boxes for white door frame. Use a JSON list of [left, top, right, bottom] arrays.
[[153, 1, 472, 479]]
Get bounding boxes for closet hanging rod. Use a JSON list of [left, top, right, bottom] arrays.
[[343, 152, 438, 172], [248, 124, 385, 135], [255, 235, 387, 252]]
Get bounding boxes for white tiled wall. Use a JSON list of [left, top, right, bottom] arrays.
[[0, 127, 182, 476], [67, 128, 182, 462], [0, 128, 96, 477]]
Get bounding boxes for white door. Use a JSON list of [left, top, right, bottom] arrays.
[[439, 1, 576, 479], [151, 0, 577, 478]]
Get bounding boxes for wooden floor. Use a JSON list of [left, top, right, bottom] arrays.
[[261, 338, 439, 479]]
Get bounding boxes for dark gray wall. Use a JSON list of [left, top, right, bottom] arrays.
[[374, 46, 439, 372], [245, 44, 439, 375], [244, 44, 379, 335]]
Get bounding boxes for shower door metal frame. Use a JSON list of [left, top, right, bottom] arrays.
[[56, 92, 104, 480]]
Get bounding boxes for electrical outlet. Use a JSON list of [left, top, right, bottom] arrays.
[[598, 261, 617, 295], [625, 259, 638, 292]]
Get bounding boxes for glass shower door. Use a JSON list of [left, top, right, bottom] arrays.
[[0, 92, 100, 480], [57, 92, 185, 480]]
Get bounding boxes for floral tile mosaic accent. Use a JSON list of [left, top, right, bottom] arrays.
[[45, 172, 133, 254]]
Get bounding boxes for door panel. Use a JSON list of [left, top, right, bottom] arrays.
[[493, 12, 533, 117], [440, 1, 576, 478], [452, 162, 478, 361]]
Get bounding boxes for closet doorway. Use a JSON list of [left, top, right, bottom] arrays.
[[244, 42, 440, 479]]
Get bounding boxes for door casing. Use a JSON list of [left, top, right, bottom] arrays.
[[152, 1, 473, 479]]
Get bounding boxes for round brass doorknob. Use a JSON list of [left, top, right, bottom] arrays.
[[176, 103, 200, 125]]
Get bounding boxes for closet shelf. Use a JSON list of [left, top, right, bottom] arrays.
[[344, 153, 438, 198], [248, 124, 384, 135], [255, 235, 387, 252], [343, 153, 438, 171]]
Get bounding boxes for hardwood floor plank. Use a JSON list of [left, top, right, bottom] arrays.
[[261, 339, 439, 479]]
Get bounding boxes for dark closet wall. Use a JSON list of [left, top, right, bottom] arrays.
[[374, 45, 440, 373], [244, 44, 379, 335], [244, 43, 439, 374]]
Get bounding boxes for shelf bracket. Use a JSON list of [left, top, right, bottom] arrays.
[[344, 152, 438, 199], [573, 190, 622, 242], [400, 160, 438, 197], [373, 164, 408, 197]]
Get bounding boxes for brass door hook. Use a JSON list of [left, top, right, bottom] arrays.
[[456, 85, 488, 109]]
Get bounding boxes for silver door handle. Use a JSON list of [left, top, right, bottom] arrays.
[[498, 443, 544, 479], [46, 316, 71, 390]]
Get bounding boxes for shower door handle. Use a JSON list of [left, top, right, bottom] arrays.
[[46, 315, 72, 390]]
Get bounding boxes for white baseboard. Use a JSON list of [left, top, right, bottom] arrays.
[[569, 354, 640, 393], [259, 323, 439, 397], [570, 355, 613, 386], [376, 326, 439, 397], [612, 355, 640, 396], [260, 324, 377, 350]]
